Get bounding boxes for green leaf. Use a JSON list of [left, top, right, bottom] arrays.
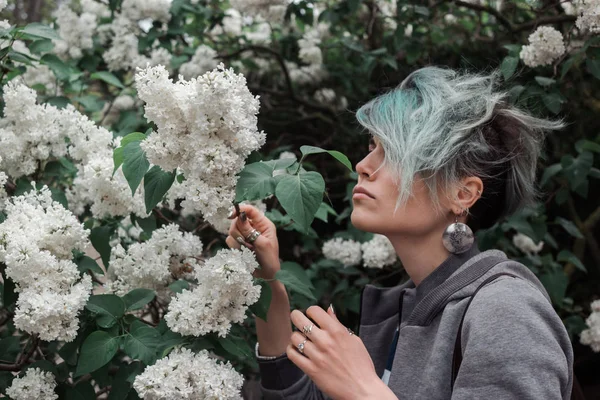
[[275, 269, 316, 301], [557, 250, 587, 272], [28, 38, 54, 54], [299, 145, 353, 172], [314, 201, 337, 223], [249, 279, 272, 321], [281, 261, 314, 289], [555, 217, 584, 239], [113, 132, 147, 173], [586, 57, 600, 79], [58, 341, 79, 366], [503, 44, 522, 55], [40, 54, 77, 81], [122, 289, 155, 311], [75, 331, 119, 376], [91, 71, 125, 88], [65, 381, 96, 400], [90, 225, 113, 268], [575, 139, 600, 154], [218, 335, 253, 360], [86, 294, 126, 328], [542, 92, 565, 114], [168, 279, 189, 293], [561, 55, 581, 80], [275, 171, 325, 234], [535, 76, 556, 87], [20, 23, 62, 40], [1, 273, 17, 308], [235, 158, 297, 202], [123, 321, 160, 365], [500, 56, 518, 80], [122, 141, 150, 195], [156, 330, 185, 358], [540, 163, 562, 187], [539, 269, 568, 307], [143, 166, 175, 213], [76, 255, 104, 275], [9, 50, 36, 65], [0, 337, 21, 361]]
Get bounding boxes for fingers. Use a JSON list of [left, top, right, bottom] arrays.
[[327, 303, 339, 322], [305, 305, 340, 333], [290, 331, 316, 358], [225, 235, 241, 250], [290, 309, 325, 343], [286, 343, 312, 373]]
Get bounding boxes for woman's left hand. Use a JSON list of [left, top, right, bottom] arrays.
[[286, 305, 382, 400]]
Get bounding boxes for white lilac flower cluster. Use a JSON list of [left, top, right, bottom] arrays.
[[0, 81, 145, 218], [105, 224, 203, 295], [512, 232, 544, 256], [5, 368, 58, 400], [209, 8, 243, 37], [287, 20, 329, 85], [580, 300, 600, 352], [574, 0, 600, 33], [66, 147, 148, 218], [322, 234, 397, 269], [0, 157, 6, 211], [133, 348, 244, 399], [0, 0, 6, 11], [314, 88, 348, 111], [519, 26, 565, 67], [165, 247, 261, 337], [179, 45, 219, 79], [121, 0, 172, 24], [52, 0, 108, 59], [135, 64, 266, 229], [101, 15, 172, 72], [361, 234, 398, 269], [230, 0, 288, 24], [0, 187, 92, 341], [322, 237, 363, 267]]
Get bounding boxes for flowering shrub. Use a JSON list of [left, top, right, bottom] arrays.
[[0, 0, 599, 398]]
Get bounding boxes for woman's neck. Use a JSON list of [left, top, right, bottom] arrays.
[[386, 231, 451, 286]]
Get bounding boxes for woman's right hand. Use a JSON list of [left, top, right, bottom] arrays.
[[225, 203, 280, 280]]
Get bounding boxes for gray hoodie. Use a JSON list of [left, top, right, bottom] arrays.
[[256, 242, 574, 399]]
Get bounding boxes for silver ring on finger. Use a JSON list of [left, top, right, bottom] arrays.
[[245, 228, 261, 243], [297, 339, 308, 355], [302, 324, 313, 336]]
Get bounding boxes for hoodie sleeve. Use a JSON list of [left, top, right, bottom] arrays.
[[451, 276, 574, 400], [257, 353, 330, 400]]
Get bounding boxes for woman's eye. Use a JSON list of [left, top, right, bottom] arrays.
[[368, 137, 376, 152]]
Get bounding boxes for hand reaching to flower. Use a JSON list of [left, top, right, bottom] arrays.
[[226, 203, 280, 280], [287, 305, 395, 400]]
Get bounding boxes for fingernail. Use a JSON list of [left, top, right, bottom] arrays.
[[329, 303, 335, 315], [236, 236, 245, 244], [240, 211, 247, 222], [227, 207, 236, 219]]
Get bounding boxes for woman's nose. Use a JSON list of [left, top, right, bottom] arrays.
[[355, 157, 371, 180]]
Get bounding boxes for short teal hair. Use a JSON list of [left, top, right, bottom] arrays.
[[356, 66, 564, 229]]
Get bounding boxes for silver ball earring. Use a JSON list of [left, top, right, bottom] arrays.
[[442, 208, 474, 254]]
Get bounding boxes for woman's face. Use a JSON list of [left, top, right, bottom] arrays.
[[350, 135, 449, 238]]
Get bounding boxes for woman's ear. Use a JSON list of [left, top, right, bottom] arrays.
[[454, 176, 483, 212]]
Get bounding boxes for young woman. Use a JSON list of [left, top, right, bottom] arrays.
[[226, 67, 574, 399]]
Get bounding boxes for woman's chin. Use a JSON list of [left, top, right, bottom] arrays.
[[350, 209, 372, 231]]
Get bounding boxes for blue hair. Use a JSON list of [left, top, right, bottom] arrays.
[[356, 66, 564, 227]]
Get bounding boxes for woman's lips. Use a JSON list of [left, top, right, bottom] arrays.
[[352, 193, 373, 200]]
